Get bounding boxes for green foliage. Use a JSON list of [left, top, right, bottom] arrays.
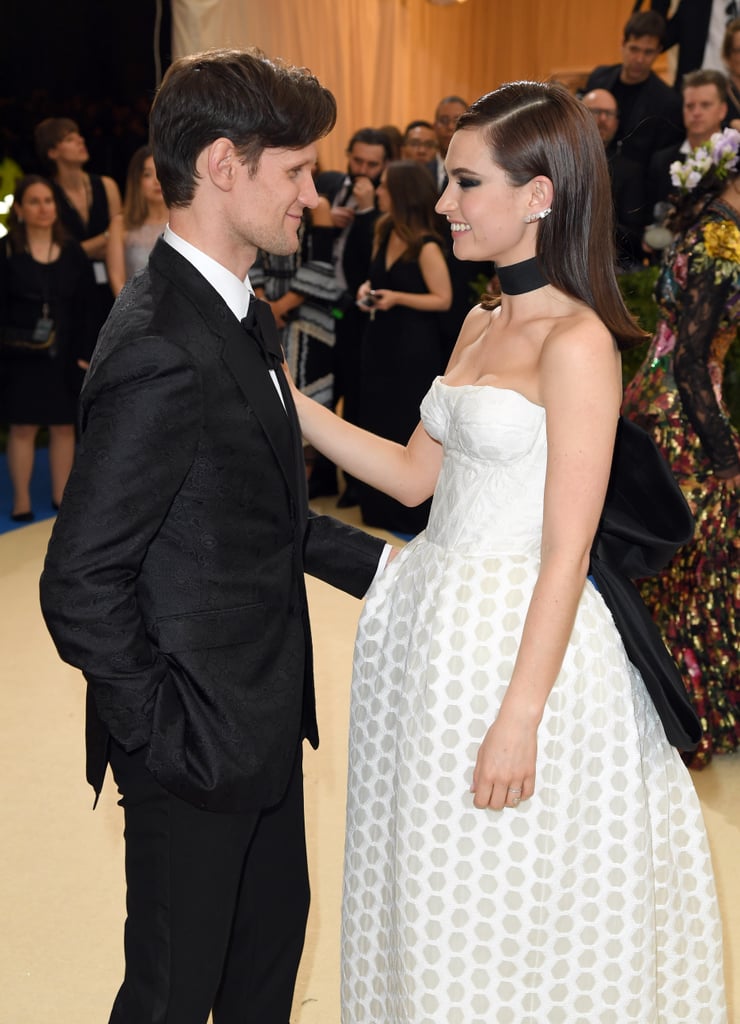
[[618, 266, 739, 428]]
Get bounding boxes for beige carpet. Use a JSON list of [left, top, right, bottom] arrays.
[[1, 508, 737, 1023]]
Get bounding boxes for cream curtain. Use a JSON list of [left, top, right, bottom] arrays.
[[170, 0, 662, 171]]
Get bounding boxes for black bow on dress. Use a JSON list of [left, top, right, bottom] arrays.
[[241, 298, 283, 370]]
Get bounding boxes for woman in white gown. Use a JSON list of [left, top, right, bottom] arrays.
[[292, 81, 726, 1024]]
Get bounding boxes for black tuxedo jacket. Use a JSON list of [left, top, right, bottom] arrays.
[[584, 66, 683, 168], [40, 239, 385, 813], [635, 0, 713, 86]]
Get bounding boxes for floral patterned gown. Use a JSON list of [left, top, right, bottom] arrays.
[[622, 197, 740, 768]]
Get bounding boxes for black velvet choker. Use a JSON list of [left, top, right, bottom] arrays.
[[496, 257, 548, 295]]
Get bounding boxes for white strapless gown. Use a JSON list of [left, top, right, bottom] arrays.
[[340, 378, 726, 1024]]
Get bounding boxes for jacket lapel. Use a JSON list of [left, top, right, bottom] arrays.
[[221, 321, 301, 496], [149, 240, 301, 498]]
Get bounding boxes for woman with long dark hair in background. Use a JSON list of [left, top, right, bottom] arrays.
[[355, 159, 451, 534], [106, 146, 167, 296]]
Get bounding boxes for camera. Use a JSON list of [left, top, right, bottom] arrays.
[[359, 291, 377, 309]]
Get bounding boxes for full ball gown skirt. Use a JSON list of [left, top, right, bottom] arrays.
[[340, 379, 726, 1024]]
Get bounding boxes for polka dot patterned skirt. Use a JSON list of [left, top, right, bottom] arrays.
[[340, 380, 726, 1024]]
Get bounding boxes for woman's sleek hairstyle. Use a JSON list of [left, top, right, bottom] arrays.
[[6, 175, 67, 253], [149, 48, 337, 209], [457, 81, 644, 349], [374, 160, 445, 260], [122, 146, 156, 230]]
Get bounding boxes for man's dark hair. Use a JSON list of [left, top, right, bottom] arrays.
[[403, 119, 435, 140], [149, 48, 337, 209], [622, 11, 666, 45], [346, 128, 395, 163], [681, 69, 729, 104]]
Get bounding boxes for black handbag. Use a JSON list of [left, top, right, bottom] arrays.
[[1, 314, 57, 358], [589, 417, 702, 751]]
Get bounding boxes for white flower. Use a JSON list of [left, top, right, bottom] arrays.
[[671, 127, 740, 196]]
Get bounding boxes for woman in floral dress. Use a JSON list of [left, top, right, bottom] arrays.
[[622, 128, 740, 768]]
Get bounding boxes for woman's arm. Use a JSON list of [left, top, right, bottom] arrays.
[[369, 241, 452, 313], [471, 316, 622, 810], [81, 175, 123, 261], [672, 264, 740, 484], [106, 213, 127, 296], [292, 386, 443, 506]]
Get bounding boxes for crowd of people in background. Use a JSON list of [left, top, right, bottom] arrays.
[[0, 7, 738, 773]]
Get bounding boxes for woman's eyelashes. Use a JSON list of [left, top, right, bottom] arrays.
[[456, 177, 481, 190]]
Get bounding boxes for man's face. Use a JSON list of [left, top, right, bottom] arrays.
[[582, 90, 619, 145], [347, 142, 386, 185], [401, 125, 438, 163], [682, 85, 727, 146], [620, 34, 661, 85], [231, 143, 318, 257], [434, 101, 467, 156]]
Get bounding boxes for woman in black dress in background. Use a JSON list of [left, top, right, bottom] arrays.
[[356, 160, 452, 534], [34, 118, 121, 358], [0, 176, 96, 519]]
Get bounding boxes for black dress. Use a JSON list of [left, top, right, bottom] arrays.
[[52, 174, 114, 356], [358, 234, 446, 535], [0, 238, 97, 423]]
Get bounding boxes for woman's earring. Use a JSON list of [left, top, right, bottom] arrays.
[[524, 208, 552, 224]]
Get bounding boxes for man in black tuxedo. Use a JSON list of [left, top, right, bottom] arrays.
[[635, 0, 740, 86], [40, 49, 387, 1024], [584, 9, 683, 171]]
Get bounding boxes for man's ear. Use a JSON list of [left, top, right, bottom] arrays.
[[206, 138, 239, 193]]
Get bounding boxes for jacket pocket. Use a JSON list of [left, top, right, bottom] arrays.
[[153, 602, 265, 653]]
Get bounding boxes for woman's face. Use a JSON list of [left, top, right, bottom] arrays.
[[49, 130, 89, 167], [376, 171, 391, 215], [140, 156, 162, 204], [17, 183, 57, 231], [436, 127, 533, 266]]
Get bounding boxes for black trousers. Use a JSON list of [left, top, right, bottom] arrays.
[[107, 741, 310, 1024]]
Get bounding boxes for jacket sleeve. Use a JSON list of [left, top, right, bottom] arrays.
[[302, 511, 386, 599], [40, 335, 202, 750]]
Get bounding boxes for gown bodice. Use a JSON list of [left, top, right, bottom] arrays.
[[420, 376, 547, 558]]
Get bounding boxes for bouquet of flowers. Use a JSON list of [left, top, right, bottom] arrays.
[[669, 128, 740, 194]]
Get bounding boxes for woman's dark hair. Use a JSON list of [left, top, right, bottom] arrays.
[[373, 160, 445, 261], [722, 17, 740, 61], [149, 48, 337, 208], [33, 118, 79, 169], [457, 81, 644, 349], [123, 146, 155, 230], [6, 175, 67, 253]]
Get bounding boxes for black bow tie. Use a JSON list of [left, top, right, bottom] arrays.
[[241, 298, 283, 370]]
